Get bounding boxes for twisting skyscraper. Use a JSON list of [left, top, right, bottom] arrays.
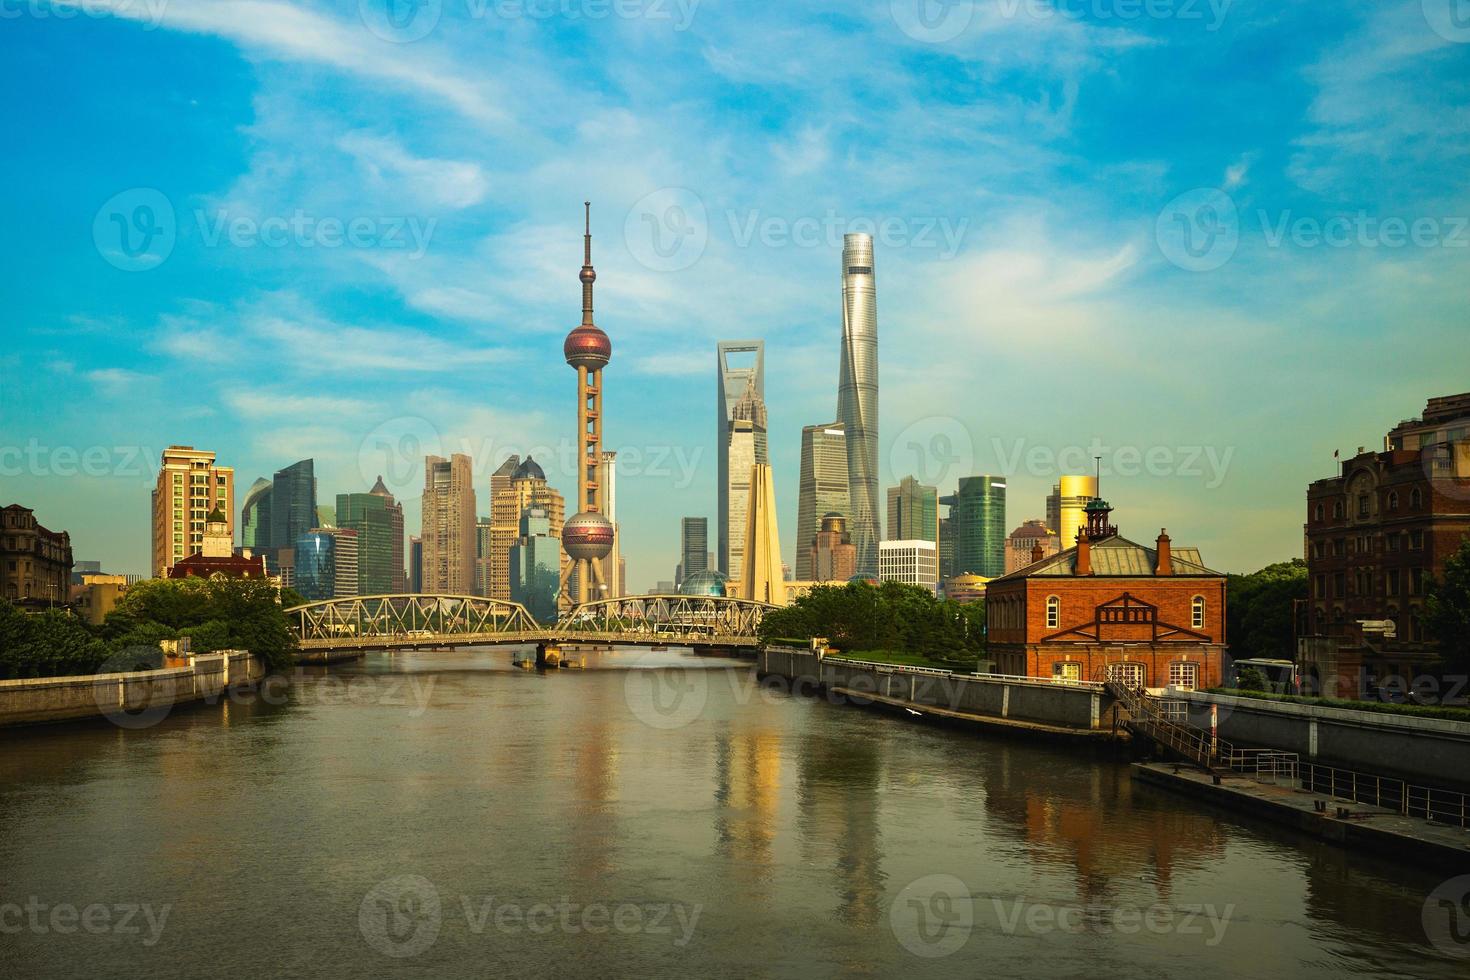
[[838, 233, 879, 575], [560, 203, 616, 608]]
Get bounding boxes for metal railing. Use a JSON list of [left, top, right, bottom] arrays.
[[823, 658, 1105, 689], [1292, 761, 1470, 829]]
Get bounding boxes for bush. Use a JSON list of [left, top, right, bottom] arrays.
[[758, 581, 984, 660]]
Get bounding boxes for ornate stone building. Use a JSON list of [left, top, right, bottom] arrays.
[[1, 504, 73, 609]]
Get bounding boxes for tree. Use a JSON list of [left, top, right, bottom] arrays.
[[1226, 559, 1307, 660], [1236, 667, 1269, 692], [1425, 536, 1470, 672], [757, 581, 980, 660]]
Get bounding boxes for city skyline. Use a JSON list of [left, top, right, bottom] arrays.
[[5, 4, 1469, 590]]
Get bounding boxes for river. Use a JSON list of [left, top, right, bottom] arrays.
[[2, 648, 1465, 978]]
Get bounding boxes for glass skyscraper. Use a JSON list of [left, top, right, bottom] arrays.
[[887, 475, 939, 545], [680, 517, 708, 586], [716, 340, 765, 575], [293, 529, 335, 602], [510, 505, 560, 623], [240, 477, 272, 551], [337, 491, 395, 596], [940, 477, 1007, 579], [838, 234, 879, 576], [795, 422, 849, 581], [269, 459, 317, 570]]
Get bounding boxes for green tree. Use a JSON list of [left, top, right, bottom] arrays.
[[1226, 559, 1307, 660], [757, 581, 982, 661], [1425, 536, 1470, 672]]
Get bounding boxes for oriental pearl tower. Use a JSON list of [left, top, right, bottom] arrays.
[[559, 202, 616, 609]]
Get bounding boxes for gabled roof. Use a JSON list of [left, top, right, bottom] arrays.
[[992, 534, 1222, 581]]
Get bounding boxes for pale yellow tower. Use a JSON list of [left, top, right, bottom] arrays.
[[740, 463, 786, 606]]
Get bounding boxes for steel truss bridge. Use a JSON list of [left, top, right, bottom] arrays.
[[286, 594, 775, 655]]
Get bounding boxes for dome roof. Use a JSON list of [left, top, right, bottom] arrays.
[[564, 324, 612, 369], [513, 456, 546, 482], [679, 570, 729, 597], [562, 511, 614, 560]]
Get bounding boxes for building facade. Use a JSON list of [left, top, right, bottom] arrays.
[[268, 459, 317, 571], [737, 463, 785, 605], [510, 505, 561, 623], [421, 453, 476, 595], [987, 503, 1227, 690], [838, 233, 880, 576], [717, 340, 766, 576], [680, 517, 708, 589], [1006, 519, 1061, 575], [293, 529, 336, 602], [240, 477, 272, 552], [368, 475, 407, 592], [795, 422, 849, 581], [1300, 392, 1470, 698], [1, 505, 73, 609], [151, 445, 234, 578], [169, 505, 268, 580], [409, 536, 423, 593], [887, 475, 938, 545], [878, 539, 939, 593], [1047, 475, 1098, 550], [941, 476, 1007, 580], [486, 455, 521, 600], [338, 490, 396, 595], [808, 512, 857, 583], [725, 377, 767, 585]]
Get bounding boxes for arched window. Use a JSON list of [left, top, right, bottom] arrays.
[[1191, 595, 1205, 630], [1313, 503, 1324, 522], [1410, 488, 1423, 509], [1046, 595, 1060, 630], [1388, 491, 1399, 512]]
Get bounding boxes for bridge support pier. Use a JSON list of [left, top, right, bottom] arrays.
[[536, 643, 561, 668]]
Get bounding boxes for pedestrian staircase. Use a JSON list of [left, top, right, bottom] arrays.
[[1101, 672, 1229, 773]]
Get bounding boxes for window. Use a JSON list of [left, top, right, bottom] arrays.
[[1387, 569, 1401, 596], [1411, 488, 1423, 508], [1046, 595, 1060, 629], [1053, 662, 1081, 683], [1411, 568, 1425, 596], [1357, 494, 1370, 518], [1332, 500, 1345, 519], [1388, 491, 1400, 512], [1410, 530, 1424, 551], [1388, 534, 1400, 553], [1313, 503, 1325, 522], [1169, 662, 1200, 690], [1312, 541, 1324, 559], [1106, 662, 1147, 689], [1191, 596, 1205, 629]]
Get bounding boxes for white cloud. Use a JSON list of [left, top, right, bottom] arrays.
[[225, 391, 373, 418], [338, 133, 491, 209]]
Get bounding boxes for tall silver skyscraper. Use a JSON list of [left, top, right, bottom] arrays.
[[716, 340, 766, 575], [794, 421, 848, 581], [838, 233, 879, 575]]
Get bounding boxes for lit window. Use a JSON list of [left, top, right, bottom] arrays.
[[1046, 595, 1060, 629], [1192, 596, 1205, 629], [1169, 662, 1199, 690]]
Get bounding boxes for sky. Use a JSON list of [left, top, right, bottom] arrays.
[[2, 0, 1468, 589]]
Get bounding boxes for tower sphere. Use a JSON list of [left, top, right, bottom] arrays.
[[564, 324, 612, 370], [562, 511, 615, 561]]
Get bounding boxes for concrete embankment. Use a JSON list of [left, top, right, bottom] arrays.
[[0, 651, 265, 728], [1175, 691, 1470, 788], [757, 646, 1118, 740]]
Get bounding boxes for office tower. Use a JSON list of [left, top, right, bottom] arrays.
[[795, 422, 849, 580], [269, 459, 317, 567], [409, 535, 423, 593], [560, 203, 616, 608], [717, 340, 766, 575], [151, 445, 234, 578], [738, 463, 785, 605], [337, 490, 396, 595], [879, 540, 939, 592], [474, 515, 493, 597], [240, 477, 272, 551], [887, 475, 939, 544], [681, 518, 708, 588], [726, 394, 760, 585], [421, 453, 476, 594], [486, 455, 521, 600], [940, 476, 1008, 579], [938, 515, 955, 581], [838, 233, 879, 576], [368, 475, 408, 591], [330, 527, 359, 598], [809, 512, 857, 582], [1006, 519, 1061, 575], [1047, 475, 1099, 550], [510, 505, 561, 623], [292, 528, 355, 602], [598, 450, 621, 597]]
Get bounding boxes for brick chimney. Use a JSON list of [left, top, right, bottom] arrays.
[[1155, 528, 1173, 576], [1075, 530, 1092, 576], [1031, 542, 1045, 564]]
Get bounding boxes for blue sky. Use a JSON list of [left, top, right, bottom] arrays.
[[2, 0, 1468, 587]]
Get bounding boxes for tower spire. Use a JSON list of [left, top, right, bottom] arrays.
[[580, 200, 596, 327]]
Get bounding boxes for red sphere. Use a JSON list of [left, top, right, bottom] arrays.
[[563, 512, 615, 560], [564, 325, 612, 369]]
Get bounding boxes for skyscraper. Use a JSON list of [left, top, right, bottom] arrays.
[[1047, 475, 1099, 550], [151, 445, 234, 578], [337, 490, 395, 595], [510, 505, 561, 623], [809, 512, 857, 583], [887, 475, 939, 545], [716, 340, 765, 575], [560, 203, 616, 608], [421, 453, 476, 594], [409, 535, 423, 593], [240, 477, 272, 552], [269, 459, 317, 568], [680, 517, 708, 587], [723, 376, 768, 585], [738, 462, 785, 606], [598, 450, 621, 597], [486, 455, 521, 600], [795, 422, 849, 581], [940, 476, 1008, 579], [838, 233, 879, 576], [474, 515, 493, 597], [368, 475, 407, 591]]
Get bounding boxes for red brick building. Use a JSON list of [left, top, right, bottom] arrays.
[[1300, 393, 1470, 698], [986, 501, 1227, 690], [167, 506, 268, 581]]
